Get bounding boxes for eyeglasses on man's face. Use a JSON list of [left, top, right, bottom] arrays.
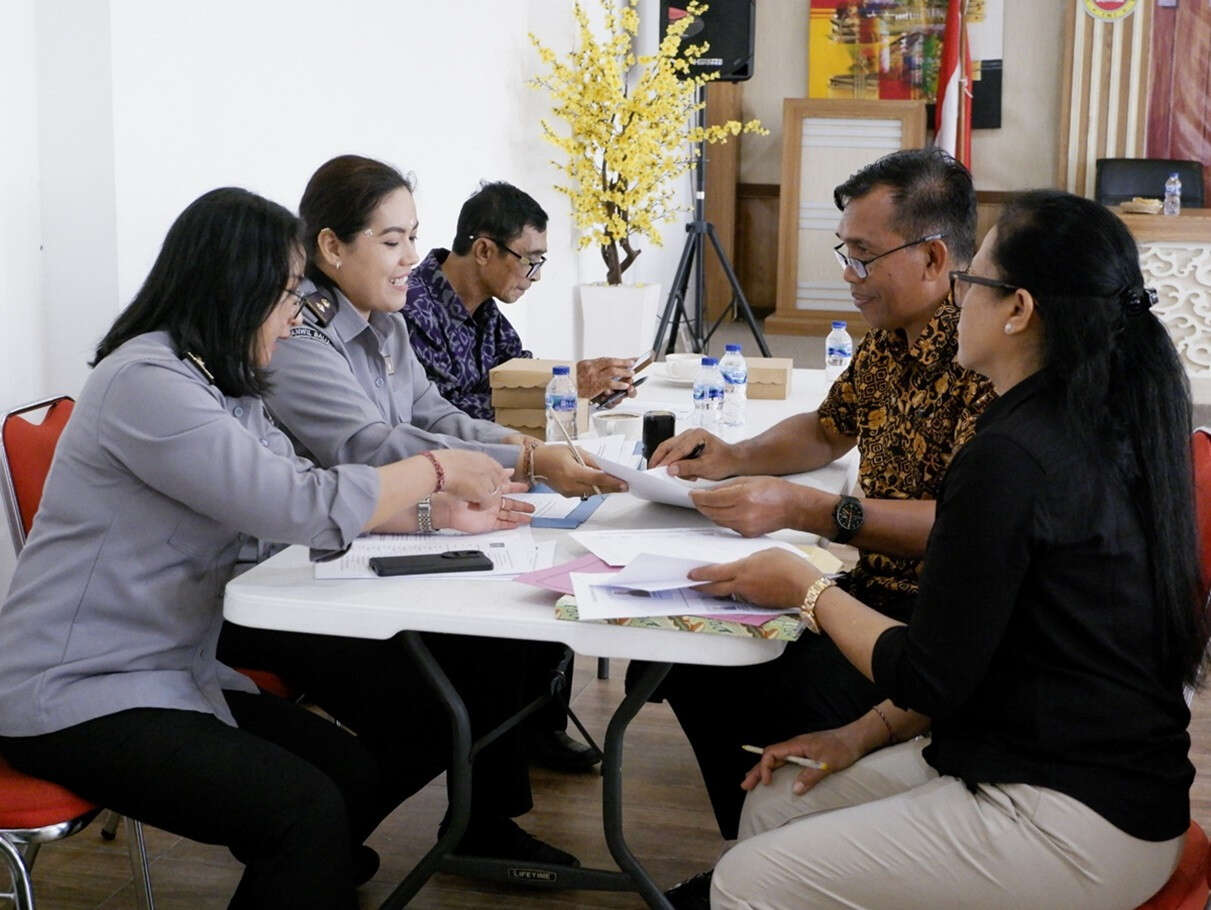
[[948, 270, 1022, 306], [479, 235, 547, 280], [283, 287, 335, 327], [833, 232, 946, 280]]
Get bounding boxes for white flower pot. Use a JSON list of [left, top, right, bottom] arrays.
[[578, 282, 663, 359]]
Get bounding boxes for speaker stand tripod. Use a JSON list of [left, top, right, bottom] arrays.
[[651, 88, 770, 358]]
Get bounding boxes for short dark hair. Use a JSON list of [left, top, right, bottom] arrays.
[[93, 187, 300, 398], [833, 147, 977, 266], [991, 189, 1205, 687], [299, 155, 415, 283], [451, 181, 548, 255]]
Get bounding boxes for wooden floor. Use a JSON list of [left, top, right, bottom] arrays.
[[15, 660, 1211, 909]]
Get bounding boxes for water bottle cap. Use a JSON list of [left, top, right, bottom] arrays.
[[700, 357, 718, 367], [725, 344, 742, 352], [552, 365, 570, 375], [1170, 173, 1180, 179], [831, 321, 847, 329]]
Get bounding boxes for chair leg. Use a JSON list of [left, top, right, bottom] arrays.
[[20, 841, 40, 870], [124, 817, 155, 910], [0, 834, 35, 910], [100, 809, 121, 840], [596, 656, 610, 680]]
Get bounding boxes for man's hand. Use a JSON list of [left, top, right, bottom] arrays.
[[533, 444, 628, 497], [689, 476, 814, 537], [577, 357, 635, 400], [688, 547, 819, 607], [648, 429, 737, 480], [740, 727, 865, 796]]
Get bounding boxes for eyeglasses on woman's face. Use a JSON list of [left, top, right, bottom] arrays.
[[948, 270, 1022, 307], [283, 287, 336, 327], [479, 235, 548, 280], [833, 232, 945, 280]]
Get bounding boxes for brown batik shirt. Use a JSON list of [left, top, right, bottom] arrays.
[[817, 298, 995, 621]]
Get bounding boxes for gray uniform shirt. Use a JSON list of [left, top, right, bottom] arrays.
[[0, 332, 378, 736], [263, 282, 519, 469]]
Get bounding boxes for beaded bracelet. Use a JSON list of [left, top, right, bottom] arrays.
[[420, 450, 445, 493], [871, 704, 897, 745]]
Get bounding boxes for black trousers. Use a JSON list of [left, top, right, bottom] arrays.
[[639, 632, 884, 840], [0, 690, 379, 910], [219, 623, 558, 820]]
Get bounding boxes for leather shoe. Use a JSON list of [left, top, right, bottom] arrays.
[[446, 816, 581, 867], [665, 869, 712, 910], [528, 729, 602, 773]]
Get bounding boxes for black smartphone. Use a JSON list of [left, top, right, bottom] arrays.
[[590, 350, 655, 407], [369, 549, 493, 577]]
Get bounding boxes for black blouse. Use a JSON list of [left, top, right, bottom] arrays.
[[872, 372, 1193, 841]]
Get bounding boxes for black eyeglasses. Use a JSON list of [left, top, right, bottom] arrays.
[[948, 270, 1022, 306], [479, 236, 547, 280], [833, 233, 945, 280], [283, 287, 336, 328]]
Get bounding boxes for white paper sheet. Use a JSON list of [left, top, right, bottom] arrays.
[[570, 567, 795, 620], [569, 526, 801, 567], [510, 493, 586, 521], [576, 434, 643, 467], [590, 455, 725, 508], [606, 553, 713, 591], [315, 527, 548, 580]]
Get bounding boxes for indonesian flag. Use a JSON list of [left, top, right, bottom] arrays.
[[934, 0, 972, 169]]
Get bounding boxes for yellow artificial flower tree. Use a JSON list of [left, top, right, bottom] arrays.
[[531, 0, 765, 286]]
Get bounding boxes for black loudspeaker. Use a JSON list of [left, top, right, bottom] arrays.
[[659, 1, 755, 82]]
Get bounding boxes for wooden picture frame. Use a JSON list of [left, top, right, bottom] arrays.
[[768, 98, 926, 336]]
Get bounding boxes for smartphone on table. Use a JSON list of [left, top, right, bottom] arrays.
[[369, 549, 493, 577]]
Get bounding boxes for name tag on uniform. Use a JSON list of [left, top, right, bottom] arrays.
[[289, 326, 333, 347]]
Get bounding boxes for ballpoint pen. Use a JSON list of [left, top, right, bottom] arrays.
[[741, 744, 829, 771], [548, 407, 603, 498]]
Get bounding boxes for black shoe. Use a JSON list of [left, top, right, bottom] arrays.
[[449, 816, 581, 867], [665, 869, 713, 910], [528, 729, 602, 773], [351, 845, 380, 886]]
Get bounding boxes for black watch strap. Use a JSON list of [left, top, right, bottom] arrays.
[[833, 494, 864, 544]]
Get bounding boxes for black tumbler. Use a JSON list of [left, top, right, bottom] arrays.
[[642, 410, 677, 463]]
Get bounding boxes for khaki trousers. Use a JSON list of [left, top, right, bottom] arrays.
[[712, 739, 1183, 910]]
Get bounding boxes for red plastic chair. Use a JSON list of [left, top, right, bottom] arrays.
[[0, 397, 154, 909]]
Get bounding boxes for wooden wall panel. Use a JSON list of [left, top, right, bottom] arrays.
[[1057, 0, 1153, 197], [1146, 3, 1211, 196], [704, 82, 742, 325], [735, 184, 779, 315]]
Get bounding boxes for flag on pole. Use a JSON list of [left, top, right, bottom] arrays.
[[934, 0, 973, 169]]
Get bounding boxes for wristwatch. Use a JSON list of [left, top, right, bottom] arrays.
[[832, 495, 864, 544], [416, 497, 434, 534], [799, 576, 836, 635]]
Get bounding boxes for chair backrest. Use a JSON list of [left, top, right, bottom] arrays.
[[0, 396, 75, 555], [1095, 158, 1205, 209]]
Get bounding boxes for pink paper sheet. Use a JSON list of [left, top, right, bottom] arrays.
[[513, 553, 617, 596]]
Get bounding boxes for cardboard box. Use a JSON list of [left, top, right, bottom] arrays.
[[494, 399, 590, 438], [745, 357, 793, 400], [489, 357, 573, 390], [491, 387, 548, 410]]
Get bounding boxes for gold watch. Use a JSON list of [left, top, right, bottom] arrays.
[[799, 576, 836, 634]]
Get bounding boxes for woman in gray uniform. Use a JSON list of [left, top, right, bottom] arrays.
[[0, 187, 513, 910], [219, 156, 600, 864]]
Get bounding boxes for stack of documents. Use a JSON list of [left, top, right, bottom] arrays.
[[513, 434, 644, 528], [590, 456, 726, 508], [315, 527, 556, 580]]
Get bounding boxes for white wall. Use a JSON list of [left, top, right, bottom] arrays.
[[740, 0, 1064, 191], [0, 0, 44, 581]]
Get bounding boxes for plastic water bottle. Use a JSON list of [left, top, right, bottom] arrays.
[[692, 357, 725, 433], [1164, 173, 1182, 216], [825, 321, 853, 382], [545, 365, 577, 442], [719, 344, 748, 429]]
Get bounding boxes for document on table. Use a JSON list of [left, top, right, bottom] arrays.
[[591, 456, 725, 508], [576, 433, 643, 468], [570, 554, 797, 620], [570, 526, 801, 567], [510, 493, 606, 529], [314, 527, 555, 580]]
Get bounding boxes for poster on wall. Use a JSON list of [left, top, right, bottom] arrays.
[[807, 0, 1003, 129]]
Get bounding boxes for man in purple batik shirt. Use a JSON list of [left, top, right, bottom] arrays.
[[405, 181, 634, 421]]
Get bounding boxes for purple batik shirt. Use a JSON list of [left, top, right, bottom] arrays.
[[404, 249, 531, 420]]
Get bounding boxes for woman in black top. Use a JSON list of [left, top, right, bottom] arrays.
[[695, 191, 1207, 909]]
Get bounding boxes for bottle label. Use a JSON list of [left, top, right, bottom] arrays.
[[546, 394, 576, 411], [721, 370, 747, 385]]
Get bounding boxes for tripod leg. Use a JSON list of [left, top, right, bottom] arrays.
[[704, 224, 771, 356], [653, 229, 699, 356]]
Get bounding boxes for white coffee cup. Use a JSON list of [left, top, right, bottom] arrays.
[[591, 410, 643, 441], [665, 353, 702, 381]]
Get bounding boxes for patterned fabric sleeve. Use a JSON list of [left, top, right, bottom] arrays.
[[816, 334, 868, 439], [495, 311, 531, 362], [403, 296, 482, 415]]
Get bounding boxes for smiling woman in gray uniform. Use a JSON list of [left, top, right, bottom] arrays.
[[0, 188, 513, 910]]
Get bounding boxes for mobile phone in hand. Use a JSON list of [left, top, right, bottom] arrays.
[[369, 550, 493, 576]]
